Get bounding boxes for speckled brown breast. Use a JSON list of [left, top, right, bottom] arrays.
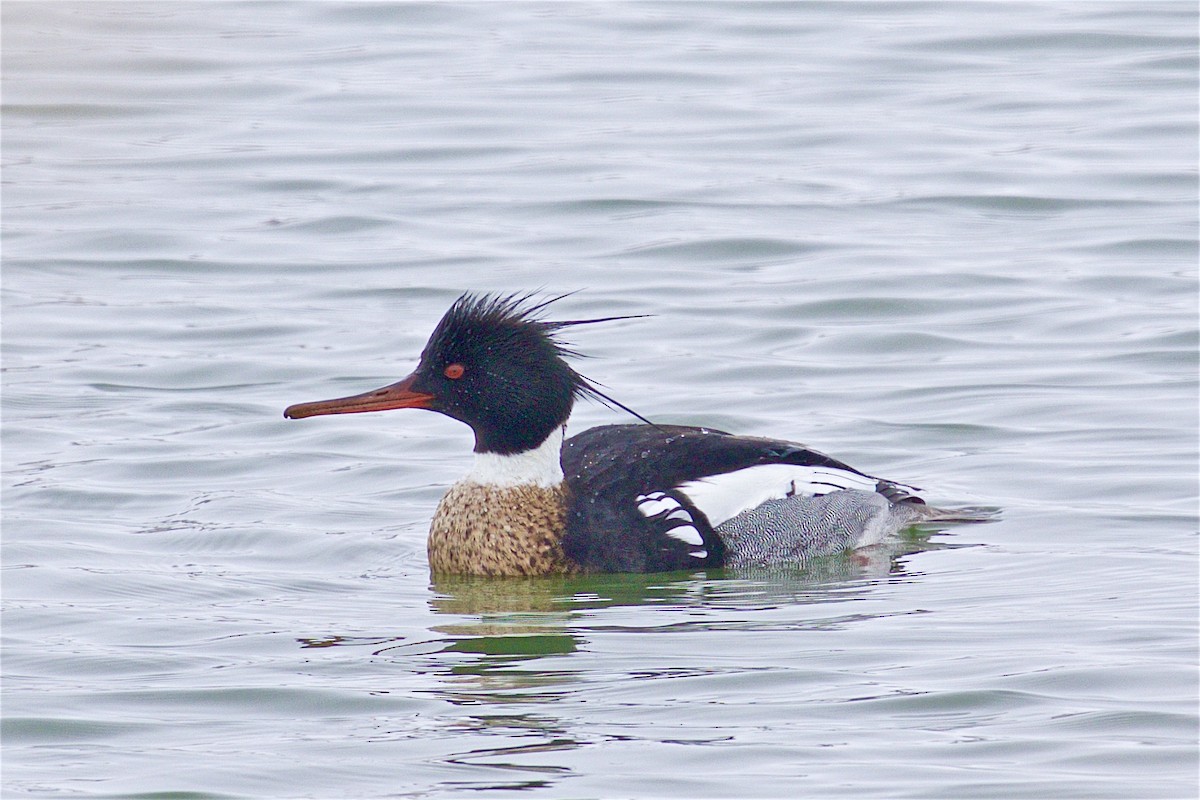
[[427, 481, 578, 576]]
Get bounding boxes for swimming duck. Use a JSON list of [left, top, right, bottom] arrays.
[[285, 292, 978, 575]]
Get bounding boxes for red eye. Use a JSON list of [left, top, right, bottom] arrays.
[[443, 363, 465, 380]]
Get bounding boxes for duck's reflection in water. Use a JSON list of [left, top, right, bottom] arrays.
[[295, 529, 965, 791]]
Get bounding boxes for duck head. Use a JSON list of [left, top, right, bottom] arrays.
[[285, 292, 644, 455]]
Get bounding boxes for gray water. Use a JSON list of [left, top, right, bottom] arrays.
[[3, 3, 1197, 798]]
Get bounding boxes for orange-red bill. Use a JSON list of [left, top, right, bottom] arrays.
[[284, 373, 434, 419]]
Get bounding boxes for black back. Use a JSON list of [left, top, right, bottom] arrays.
[[560, 424, 877, 572]]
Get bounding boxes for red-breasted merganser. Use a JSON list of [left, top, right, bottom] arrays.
[[285, 292, 982, 576]]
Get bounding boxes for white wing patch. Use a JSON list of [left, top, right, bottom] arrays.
[[635, 491, 707, 555], [635, 494, 679, 518], [676, 464, 881, 528]]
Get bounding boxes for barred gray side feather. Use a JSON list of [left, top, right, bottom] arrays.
[[717, 490, 928, 568]]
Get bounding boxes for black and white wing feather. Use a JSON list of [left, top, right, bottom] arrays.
[[561, 424, 926, 572]]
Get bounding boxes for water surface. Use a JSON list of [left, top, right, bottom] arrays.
[[3, 3, 1197, 798]]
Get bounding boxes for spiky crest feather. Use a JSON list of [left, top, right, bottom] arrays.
[[436, 291, 656, 427]]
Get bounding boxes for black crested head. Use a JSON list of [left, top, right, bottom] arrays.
[[409, 292, 650, 455]]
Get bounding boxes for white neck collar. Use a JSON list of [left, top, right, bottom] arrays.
[[462, 426, 565, 488]]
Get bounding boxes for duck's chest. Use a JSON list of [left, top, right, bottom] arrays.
[[427, 481, 577, 576]]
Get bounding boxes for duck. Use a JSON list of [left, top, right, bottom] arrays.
[[285, 292, 983, 576]]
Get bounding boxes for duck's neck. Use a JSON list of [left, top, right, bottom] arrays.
[[463, 426, 566, 488], [430, 425, 575, 576]]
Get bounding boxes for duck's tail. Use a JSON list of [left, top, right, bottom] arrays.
[[876, 480, 999, 525], [910, 503, 1001, 524]]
